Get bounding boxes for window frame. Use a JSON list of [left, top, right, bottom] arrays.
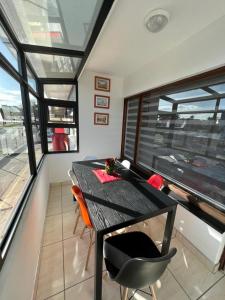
[[0, 20, 44, 268], [121, 70, 225, 214], [40, 82, 79, 154]]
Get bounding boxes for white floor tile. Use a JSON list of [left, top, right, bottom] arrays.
[[65, 273, 120, 300], [63, 234, 95, 288], [168, 237, 223, 299], [36, 242, 64, 300], [43, 214, 62, 246]]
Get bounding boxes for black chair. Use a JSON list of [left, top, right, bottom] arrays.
[[104, 231, 177, 300]]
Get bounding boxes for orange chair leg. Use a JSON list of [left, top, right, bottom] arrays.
[[73, 211, 80, 235], [85, 229, 94, 270]]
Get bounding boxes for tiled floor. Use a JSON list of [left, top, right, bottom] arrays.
[[35, 183, 225, 300]]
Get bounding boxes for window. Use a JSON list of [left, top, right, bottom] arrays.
[[29, 93, 42, 165], [48, 106, 74, 123], [27, 66, 36, 92], [44, 84, 78, 153], [1, 0, 104, 51], [0, 67, 30, 242], [47, 127, 77, 152], [123, 98, 139, 160], [26, 53, 81, 78], [44, 84, 76, 100], [0, 23, 18, 71], [123, 82, 225, 211]]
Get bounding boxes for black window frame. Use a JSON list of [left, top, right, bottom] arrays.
[[40, 81, 79, 154], [0, 20, 44, 267]]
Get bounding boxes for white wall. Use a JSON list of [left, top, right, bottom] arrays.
[[175, 206, 225, 264], [48, 69, 124, 183], [0, 158, 49, 300], [123, 15, 225, 97]]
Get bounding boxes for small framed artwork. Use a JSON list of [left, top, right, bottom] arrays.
[[94, 113, 109, 125], [94, 95, 110, 109], [95, 76, 111, 92]]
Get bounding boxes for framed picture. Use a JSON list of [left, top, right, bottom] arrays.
[[94, 113, 109, 125], [95, 76, 110, 92], [94, 95, 110, 109]]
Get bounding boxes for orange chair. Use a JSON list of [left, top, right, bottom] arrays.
[[71, 185, 94, 270], [147, 174, 164, 190]]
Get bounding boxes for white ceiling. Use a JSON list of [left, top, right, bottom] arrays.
[[85, 0, 225, 77]]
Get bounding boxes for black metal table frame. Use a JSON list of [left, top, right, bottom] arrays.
[[94, 204, 177, 300]]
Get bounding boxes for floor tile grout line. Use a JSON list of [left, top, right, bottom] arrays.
[[195, 273, 225, 300], [42, 226, 90, 249], [167, 268, 192, 300], [43, 290, 64, 300]]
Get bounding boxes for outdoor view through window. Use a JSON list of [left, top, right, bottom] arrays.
[[0, 67, 30, 242], [124, 84, 225, 210]]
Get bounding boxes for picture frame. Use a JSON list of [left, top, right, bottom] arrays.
[[94, 95, 110, 109], [94, 113, 109, 125], [95, 76, 111, 92]]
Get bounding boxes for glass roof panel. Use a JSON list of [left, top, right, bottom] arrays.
[[26, 53, 80, 78], [209, 83, 225, 94], [44, 84, 75, 100], [177, 99, 216, 112], [1, 0, 103, 51], [167, 89, 211, 101]]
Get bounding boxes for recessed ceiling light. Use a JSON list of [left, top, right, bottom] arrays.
[[144, 9, 170, 33]]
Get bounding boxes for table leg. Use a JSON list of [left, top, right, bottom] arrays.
[[94, 231, 104, 300], [161, 206, 177, 255]]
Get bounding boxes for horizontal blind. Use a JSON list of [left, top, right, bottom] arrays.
[[124, 98, 139, 161]]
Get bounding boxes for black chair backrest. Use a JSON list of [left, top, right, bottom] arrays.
[[114, 248, 177, 289]]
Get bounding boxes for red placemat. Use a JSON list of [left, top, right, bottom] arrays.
[[92, 169, 122, 184]]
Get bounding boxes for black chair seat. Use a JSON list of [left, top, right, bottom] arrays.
[[104, 232, 160, 275]]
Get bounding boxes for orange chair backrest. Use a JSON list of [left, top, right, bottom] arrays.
[[147, 174, 164, 190], [71, 185, 93, 228]]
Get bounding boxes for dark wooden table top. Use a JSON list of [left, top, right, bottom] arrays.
[[72, 159, 177, 233]]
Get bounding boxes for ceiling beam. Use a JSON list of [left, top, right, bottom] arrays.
[[39, 78, 77, 84], [21, 44, 84, 58]]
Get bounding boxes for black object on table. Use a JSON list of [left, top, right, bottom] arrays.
[[72, 159, 177, 300]]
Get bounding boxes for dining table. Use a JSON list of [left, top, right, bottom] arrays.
[[72, 159, 177, 300]]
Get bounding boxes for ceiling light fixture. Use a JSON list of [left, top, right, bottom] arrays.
[[144, 9, 170, 33]]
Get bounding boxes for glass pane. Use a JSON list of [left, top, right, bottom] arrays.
[[47, 127, 77, 151], [167, 89, 211, 101], [27, 66, 36, 91], [0, 24, 18, 71], [124, 99, 139, 160], [0, 67, 30, 242], [209, 83, 225, 94], [26, 53, 81, 78], [134, 94, 225, 209], [158, 99, 173, 112], [48, 106, 74, 123], [29, 93, 42, 165], [219, 98, 225, 110], [177, 100, 216, 112], [44, 84, 75, 100], [1, 0, 104, 51]]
